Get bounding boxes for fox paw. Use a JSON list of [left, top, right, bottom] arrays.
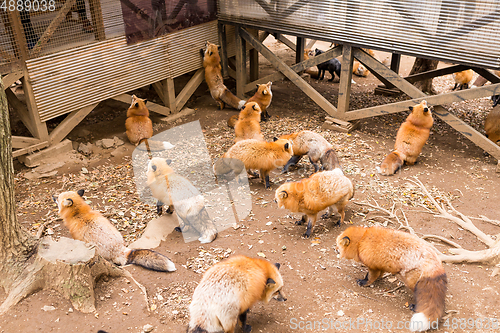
[[174, 227, 182, 233], [302, 232, 311, 238], [356, 278, 368, 287], [295, 220, 304, 225], [242, 324, 252, 333], [409, 304, 416, 312], [321, 212, 331, 219], [166, 206, 174, 214]]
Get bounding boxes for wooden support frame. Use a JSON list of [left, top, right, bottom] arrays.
[[337, 44, 354, 119], [238, 27, 341, 118], [234, 27, 247, 99], [49, 103, 99, 145]]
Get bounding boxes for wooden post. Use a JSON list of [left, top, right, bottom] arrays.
[[296, 37, 305, 64], [218, 22, 229, 78], [7, 11, 29, 62], [49, 103, 98, 145], [235, 27, 247, 99], [337, 44, 354, 118], [88, 0, 106, 41], [163, 78, 177, 114], [249, 29, 259, 82], [20, 72, 49, 141], [175, 69, 205, 111]]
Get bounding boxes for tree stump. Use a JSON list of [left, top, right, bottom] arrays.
[[0, 237, 125, 315]]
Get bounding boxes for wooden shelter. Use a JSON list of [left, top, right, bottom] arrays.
[[1, 0, 230, 158], [217, 0, 500, 161]]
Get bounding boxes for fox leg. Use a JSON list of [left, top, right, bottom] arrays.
[[357, 268, 382, 286], [452, 83, 458, 90], [282, 155, 303, 173], [328, 69, 335, 82], [156, 200, 163, 215], [321, 205, 335, 220], [303, 215, 317, 238], [260, 169, 271, 189], [295, 214, 307, 225], [308, 156, 321, 173], [239, 309, 252, 333], [335, 200, 347, 226]]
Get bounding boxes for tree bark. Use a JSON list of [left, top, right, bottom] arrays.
[[0, 76, 37, 290], [409, 58, 440, 94]]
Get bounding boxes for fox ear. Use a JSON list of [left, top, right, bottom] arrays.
[[408, 106, 413, 111], [266, 278, 276, 287], [134, 102, 139, 108], [166, 159, 172, 165], [274, 263, 281, 270], [77, 189, 85, 197], [279, 190, 288, 199], [339, 236, 350, 247], [273, 137, 278, 142], [143, 99, 148, 105], [151, 164, 157, 172], [63, 198, 73, 207], [267, 81, 272, 86], [284, 143, 290, 150]]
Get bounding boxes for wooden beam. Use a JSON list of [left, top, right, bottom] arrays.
[[306, 39, 317, 49], [296, 37, 305, 64], [12, 136, 41, 149], [175, 69, 205, 111], [235, 27, 247, 99], [21, 72, 49, 140], [12, 141, 49, 158], [243, 45, 342, 92], [337, 44, 354, 118], [390, 54, 401, 73], [163, 78, 177, 113], [345, 83, 500, 121], [275, 34, 296, 52], [239, 28, 339, 118], [49, 103, 99, 145], [470, 67, 500, 84], [3, 70, 23, 89], [405, 64, 469, 83], [112, 94, 171, 116], [7, 11, 28, 62], [88, 0, 106, 41], [152, 82, 165, 102], [218, 22, 229, 78], [249, 29, 259, 82], [5, 86, 36, 136]]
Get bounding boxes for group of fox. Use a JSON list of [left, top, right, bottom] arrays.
[[50, 42, 500, 333]]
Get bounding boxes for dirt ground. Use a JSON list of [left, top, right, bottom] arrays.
[[1, 37, 500, 333]]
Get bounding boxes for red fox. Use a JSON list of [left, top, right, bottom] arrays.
[[203, 41, 246, 110], [246, 81, 273, 121], [275, 168, 354, 238], [337, 226, 447, 332], [214, 138, 293, 189], [303, 48, 319, 79], [279, 130, 341, 173], [379, 100, 433, 175], [53, 190, 176, 272], [234, 102, 264, 143], [485, 106, 500, 145], [187, 255, 286, 333], [452, 69, 473, 90], [125, 95, 153, 146], [146, 157, 218, 244]]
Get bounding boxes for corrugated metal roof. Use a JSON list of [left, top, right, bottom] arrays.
[[218, 0, 500, 70], [26, 21, 219, 122]]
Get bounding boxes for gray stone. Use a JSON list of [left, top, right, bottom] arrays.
[[143, 324, 154, 333], [113, 136, 124, 147], [101, 138, 115, 149], [78, 142, 94, 156]]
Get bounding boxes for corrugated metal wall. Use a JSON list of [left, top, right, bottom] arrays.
[[26, 21, 219, 122], [218, 0, 500, 70]]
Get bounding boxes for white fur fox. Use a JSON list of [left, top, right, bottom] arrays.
[[146, 157, 218, 244]]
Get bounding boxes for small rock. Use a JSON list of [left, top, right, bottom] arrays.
[[101, 138, 115, 149], [33, 161, 65, 174], [113, 136, 124, 147], [81, 167, 89, 174], [95, 140, 103, 148], [68, 308, 73, 313], [78, 142, 94, 156], [143, 324, 154, 333], [42, 305, 56, 312]]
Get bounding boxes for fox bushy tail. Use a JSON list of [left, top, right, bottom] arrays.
[[126, 249, 176, 272], [379, 151, 405, 175], [221, 88, 246, 110], [410, 273, 447, 332]]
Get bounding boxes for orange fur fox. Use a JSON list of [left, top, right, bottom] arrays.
[[379, 100, 433, 175], [125, 95, 153, 146], [485, 106, 500, 145], [203, 41, 246, 110], [337, 226, 447, 332], [304, 49, 319, 79], [234, 102, 264, 142], [275, 168, 354, 238], [53, 190, 176, 272], [280, 130, 341, 173], [246, 81, 273, 121], [187, 255, 286, 333], [214, 138, 293, 188], [452, 69, 473, 90]]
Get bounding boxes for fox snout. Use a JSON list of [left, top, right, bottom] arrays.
[[51, 195, 58, 204], [275, 289, 287, 302]]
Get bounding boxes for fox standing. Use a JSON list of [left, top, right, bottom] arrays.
[[452, 69, 473, 90], [125, 95, 153, 146], [234, 102, 264, 143], [280, 130, 341, 173], [214, 138, 293, 189], [246, 81, 273, 121], [53, 190, 176, 272], [337, 226, 447, 331], [379, 100, 433, 175], [146, 157, 218, 244], [203, 41, 246, 110], [275, 168, 353, 238], [187, 255, 286, 333]]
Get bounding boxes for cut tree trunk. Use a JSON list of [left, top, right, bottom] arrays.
[[0, 76, 146, 314], [409, 58, 440, 94]]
